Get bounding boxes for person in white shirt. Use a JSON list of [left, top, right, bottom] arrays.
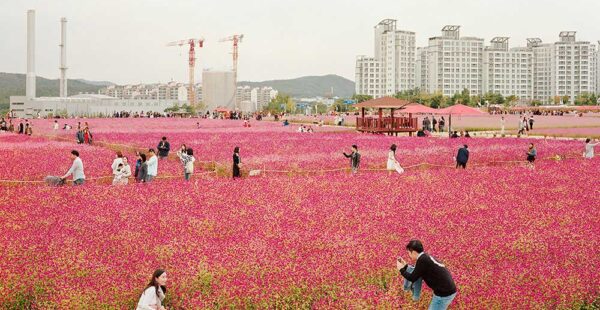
[[146, 149, 158, 182], [500, 116, 505, 135], [137, 269, 167, 310], [584, 138, 599, 159], [111, 151, 124, 175], [387, 144, 404, 175], [112, 157, 132, 185], [53, 120, 59, 130], [61, 150, 85, 185]]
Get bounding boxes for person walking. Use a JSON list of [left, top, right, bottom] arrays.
[[18, 121, 24, 134], [137, 269, 167, 310], [112, 157, 132, 185], [439, 116, 445, 132], [76, 126, 84, 144], [146, 149, 158, 182], [387, 144, 404, 175], [232, 146, 242, 178], [61, 150, 85, 185], [500, 116, 506, 136], [53, 120, 59, 130], [584, 138, 599, 159], [83, 127, 92, 144], [157, 137, 170, 160], [456, 144, 469, 169], [134, 152, 142, 181], [527, 143, 537, 167], [137, 153, 148, 183], [177, 146, 195, 181], [432, 116, 438, 132], [529, 116, 534, 130], [343, 144, 361, 174], [397, 240, 457, 310]]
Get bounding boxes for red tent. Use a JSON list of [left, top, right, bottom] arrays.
[[438, 104, 485, 116], [395, 103, 438, 115], [215, 107, 231, 113], [436, 104, 485, 136]]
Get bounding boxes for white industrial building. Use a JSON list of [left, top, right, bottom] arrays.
[[202, 70, 235, 111], [355, 19, 416, 98], [10, 10, 183, 118], [482, 37, 534, 100], [424, 25, 484, 97]]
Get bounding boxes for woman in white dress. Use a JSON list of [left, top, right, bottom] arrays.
[[387, 144, 404, 175], [112, 157, 132, 185], [111, 151, 124, 175], [137, 269, 167, 310], [584, 138, 599, 159]]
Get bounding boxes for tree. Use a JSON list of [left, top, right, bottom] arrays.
[[164, 103, 180, 113], [264, 94, 294, 114], [561, 95, 570, 105], [351, 94, 373, 103], [505, 95, 518, 107], [429, 92, 446, 109]]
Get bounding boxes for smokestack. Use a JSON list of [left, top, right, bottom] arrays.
[[26, 10, 36, 99], [59, 17, 67, 97]]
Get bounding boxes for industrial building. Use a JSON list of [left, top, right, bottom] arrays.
[[10, 10, 187, 118], [202, 70, 235, 111]]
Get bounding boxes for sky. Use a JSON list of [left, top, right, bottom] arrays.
[[0, 0, 599, 85]]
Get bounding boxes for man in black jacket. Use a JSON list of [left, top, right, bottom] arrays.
[[342, 144, 360, 174], [157, 137, 171, 159], [397, 240, 457, 309], [456, 144, 469, 169]]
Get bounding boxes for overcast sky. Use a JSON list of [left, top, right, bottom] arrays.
[[1, 0, 598, 84]]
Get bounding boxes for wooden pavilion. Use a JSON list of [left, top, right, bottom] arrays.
[[354, 97, 421, 136]]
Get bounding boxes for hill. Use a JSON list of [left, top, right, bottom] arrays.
[[0, 72, 104, 110], [239, 74, 355, 98]]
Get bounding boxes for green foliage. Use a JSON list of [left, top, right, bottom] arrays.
[[164, 103, 180, 113], [264, 94, 294, 114], [574, 93, 599, 106], [351, 94, 373, 103]]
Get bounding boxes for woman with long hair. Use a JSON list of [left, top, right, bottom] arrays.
[[138, 153, 148, 183], [233, 146, 241, 178], [386, 144, 404, 175], [137, 269, 167, 310]]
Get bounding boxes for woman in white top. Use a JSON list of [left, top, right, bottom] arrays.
[[111, 151, 124, 175], [137, 269, 167, 310], [584, 138, 599, 159], [112, 157, 132, 185], [387, 144, 404, 175]]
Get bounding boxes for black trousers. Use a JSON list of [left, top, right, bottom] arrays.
[[456, 162, 467, 169]]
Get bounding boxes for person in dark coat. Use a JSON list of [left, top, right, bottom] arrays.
[[137, 153, 148, 182], [18, 121, 24, 134], [343, 144, 361, 174], [232, 146, 241, 178], [157, 137, 170, 159], [456, 144, 469, 169]]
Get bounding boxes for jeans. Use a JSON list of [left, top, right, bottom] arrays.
[[184, 172, 191, 181], [73, 178, 85, 186], [403, 265, 422, 301], [429, 293, 456, 310]]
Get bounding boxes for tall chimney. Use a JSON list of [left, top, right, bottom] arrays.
[[59, 17, 67, 97], [26, 9, 36, 99]]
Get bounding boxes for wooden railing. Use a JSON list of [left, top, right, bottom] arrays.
[[356, 116, 418, 132]]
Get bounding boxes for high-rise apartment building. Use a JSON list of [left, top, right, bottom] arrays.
[[426, 25, 484, 96], [483, 37, 533, 100], [355, 19, 416, 98], [530, 32, 597, 103]]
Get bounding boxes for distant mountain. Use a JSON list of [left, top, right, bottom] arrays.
[[0, 72, 105, 109], [239, 74, 355, 98], [73, 79, 115, 87]]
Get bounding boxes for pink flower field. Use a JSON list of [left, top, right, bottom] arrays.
[[0, 118, 599, 309]]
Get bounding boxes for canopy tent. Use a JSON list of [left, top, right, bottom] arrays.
[[215, 107, 231, 113], [395, 103, 438, 115], [436, 104, 485, 136]]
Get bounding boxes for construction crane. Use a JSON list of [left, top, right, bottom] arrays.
[[166, 38, 204, 107], [219, 34, 244, 109]]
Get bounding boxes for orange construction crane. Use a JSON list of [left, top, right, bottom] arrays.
[[166, 38, 204, 108], [219, 34, 244, 109]]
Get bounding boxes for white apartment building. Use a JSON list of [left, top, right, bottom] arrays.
[[235, 86, 278, 112], [530, 32, 597, 103], [483, 37, 533, 100], [416, 47, 430, 91], [426, 25, 484, 96], [99, 83, 202, 102], [355, 19, 416, 98]]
